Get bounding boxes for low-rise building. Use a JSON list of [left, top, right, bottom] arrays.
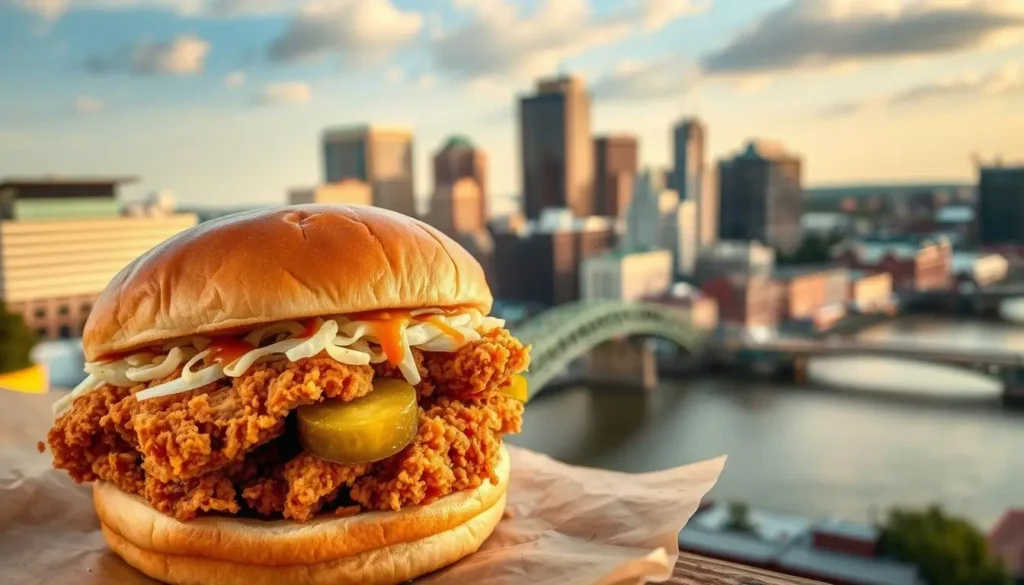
[[849, 271, 894, 314], [701, 274, 780, 329], [580, 249, 673, 302], [644, 285, 719, 331], [988, 508, 1024, 584], [833, 237, 952, 293], [773, 267, 850, 322], [492, 209, 616, 307], [288, 180, 372, 206], [693, 240, 775, 285], [680, 503, 924, 585], [952, 252, 1008, 290]]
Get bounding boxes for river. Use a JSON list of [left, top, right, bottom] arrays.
[[508, 315, 1024, 529]]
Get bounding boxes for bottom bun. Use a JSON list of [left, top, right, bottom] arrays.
[[94, 445, 510, 585]]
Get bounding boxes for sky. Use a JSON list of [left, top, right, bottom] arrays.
[[0, 0, 1022, 210]]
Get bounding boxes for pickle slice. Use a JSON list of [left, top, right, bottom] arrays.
[[500, 374, 529, 403], [297, 378, 419, 465]]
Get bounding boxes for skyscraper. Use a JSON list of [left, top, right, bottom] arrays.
[[672, 118, 718, 246], [593, 134, 638, 218], [431, 135, 488, 231], [321, 125, 416, 218], [718, 140, 804, 255], [519, 75, 594, 219]]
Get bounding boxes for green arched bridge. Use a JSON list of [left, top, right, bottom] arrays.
[[508, 300, 705, 398]]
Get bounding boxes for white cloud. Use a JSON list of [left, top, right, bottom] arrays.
[[7, 0, 296, 19], [702, 0, 1024, 75], [74, 95, 104, 115], [86, 34, 211, 76], [267, 0, 423, 66], [430, 0, 704, 83], [591, 55, 701, 101], [821, 62, 1024, 116], [254, 81, 312, 105], [224, 70, 247, 87], [132, 34, 210, 75]]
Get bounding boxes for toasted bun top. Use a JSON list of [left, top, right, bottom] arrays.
[[83, 205, 492, 361]]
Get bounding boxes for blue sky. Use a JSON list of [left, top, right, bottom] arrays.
[[1, 0, 1022, 211]]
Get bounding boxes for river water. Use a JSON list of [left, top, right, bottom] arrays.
[[508, 315, 1024, 529]]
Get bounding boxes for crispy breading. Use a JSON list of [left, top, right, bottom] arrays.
[[47, 330, 529, 522]]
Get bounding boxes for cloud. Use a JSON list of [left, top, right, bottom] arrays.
[[591, 56, 701, 101], [254, 81, 312, 105], [415, 73, 437, 89], [702, 0, 1024, 76], [224, 70, 247, 87], [267, 0, 423, 66], [86, 34, 211, 76], [7, 0, 296, 19], [430, 0, 705, 82], [821, 62, 1024, 116], [74, 95, 104, 115]]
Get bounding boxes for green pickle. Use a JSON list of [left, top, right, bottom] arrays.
[[297, 378, 419, 465], [500, 374, 529, 403]]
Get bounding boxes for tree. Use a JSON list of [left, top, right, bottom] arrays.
[[0, 302, 37, 374], [724, 501, 757, 535], [879, 505, 1012, 585]]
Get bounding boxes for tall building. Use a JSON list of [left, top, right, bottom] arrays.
[[519, 75, 594, 219], [581, 249, 673, 302], [624, 168, 666, 251], [674, 199, 699, 276], [321, 125, 416, 218], [429, 136, 488, 233], [718, 140, 803, 255], [593, 134, 638, 217], [977, 165, 1024, 247], [0, 178, 197, 340], [288, 180, 372, 206], [672, 118, 718, 246]]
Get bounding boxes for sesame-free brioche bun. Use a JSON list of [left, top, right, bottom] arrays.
[[94, 445, 509, 585], [83, 204, 492, 361]]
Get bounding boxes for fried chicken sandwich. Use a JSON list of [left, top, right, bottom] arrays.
[[45, 204, 530, 585]]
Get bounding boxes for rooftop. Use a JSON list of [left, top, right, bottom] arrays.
[[679, 526, 786, 564], [322, 124, 413, 140], [777, 541, 921, 585], [812, 517, 878, 542], [734, 140, 799, 162], [441, 135, 475, 150], [772, 265, 845, 281]]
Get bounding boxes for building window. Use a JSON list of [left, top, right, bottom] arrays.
[[82, 302, 92, 313], [59, 325, 72, 339], [34, 307, 46, 319], [36, 328, 47, 338], [58, 305, 70, 316]]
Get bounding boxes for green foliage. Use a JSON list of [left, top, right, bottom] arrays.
[[879, 505, 1012, 585], [777, 232, 845, 265], [0, 301, 37, 374], [724, 501, 757, 535]]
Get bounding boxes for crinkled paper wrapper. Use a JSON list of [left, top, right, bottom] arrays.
[[0, 391, 725, 585]]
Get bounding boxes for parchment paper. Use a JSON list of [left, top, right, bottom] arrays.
[[0, 390, 725, 585]]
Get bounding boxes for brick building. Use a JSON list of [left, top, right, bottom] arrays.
[[700, 274, 780, 329], [833, 238, 952, 293], [773, 267, 850, 322]]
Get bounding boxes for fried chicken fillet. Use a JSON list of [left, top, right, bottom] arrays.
[[48, 329, 528, 521]]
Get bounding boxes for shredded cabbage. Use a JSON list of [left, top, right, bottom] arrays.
[[57, 308, 492, 412]]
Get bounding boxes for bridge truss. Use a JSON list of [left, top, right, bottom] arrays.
[[510, 300, 704, 397]]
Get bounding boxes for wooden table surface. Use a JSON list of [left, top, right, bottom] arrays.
[[666, 553, 828, 585]]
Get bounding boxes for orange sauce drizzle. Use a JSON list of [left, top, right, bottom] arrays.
[[297, 318, 321, 339], [424, 315, 466, 344], [206, 338, 256, 366]]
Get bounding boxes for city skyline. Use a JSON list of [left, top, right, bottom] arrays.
[[1, 0, 1022, 207]]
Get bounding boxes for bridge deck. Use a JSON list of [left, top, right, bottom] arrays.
[[739, 339, 1024, 367]]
